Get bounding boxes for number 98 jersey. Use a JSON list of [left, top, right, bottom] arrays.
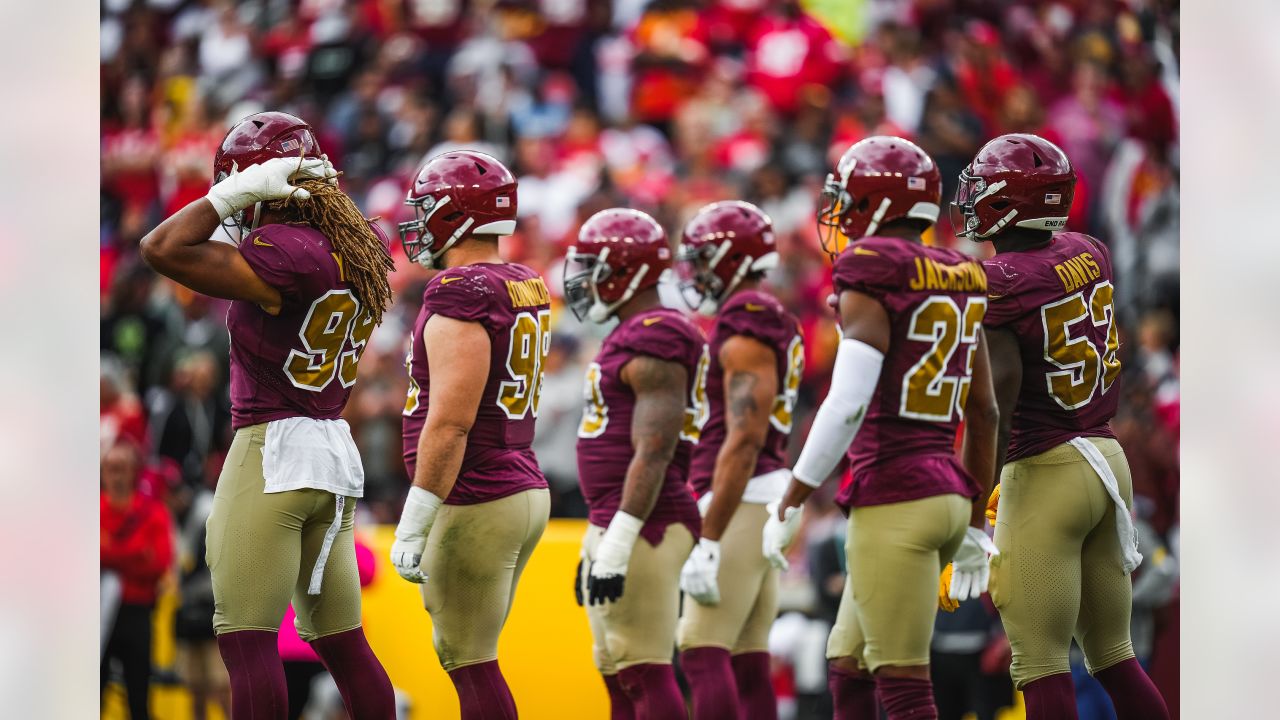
[[831, 236, 989, 510], [982, 232, 1121, 463], [228, 223, 382, 430], [401, 262, 552, 504]]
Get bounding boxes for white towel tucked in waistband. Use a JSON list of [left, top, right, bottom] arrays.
[[262, 417, 365, 498], [697, 468, 792, 515], [1067, 437, 1142, 575]]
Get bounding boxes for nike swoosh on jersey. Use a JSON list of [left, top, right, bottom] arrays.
[[253, 236, 273, 247], [642, 317, 663, 326], [439, 275, 464, 285], [853, 246, 879, 256]]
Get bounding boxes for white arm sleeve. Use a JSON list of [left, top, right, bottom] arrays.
[[792, 337, 884, 488]]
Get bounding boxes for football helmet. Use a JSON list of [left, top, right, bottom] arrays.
[[564, 208, 670, 322], [677, 200, 778, 316], [398, 150, 518, 268], [952, 133, 1075, 240], [213, 111, 323, 232], [817, 136, 941, 256]]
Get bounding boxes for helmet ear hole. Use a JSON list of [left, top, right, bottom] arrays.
[[856, 197, 870, 213], [1032, 152, 1043, 168], [444, 211, 464, 222], [990, 200, 1010, 211]]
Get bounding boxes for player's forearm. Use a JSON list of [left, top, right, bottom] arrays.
[[961, 409, 998, 528], [702, 434, 763, 540], [411, 420, 469, 500], [618, 439, 676, 521], [777, 478, 814, 516]]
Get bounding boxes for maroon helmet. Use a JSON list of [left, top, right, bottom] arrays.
[[817, 136, 941, 256], [677, 200, 777, 316], [213, 111, 323, 231], [564, 208, 671, 322], [398, 150, 518, 268], [952, 133, 1075, 240]]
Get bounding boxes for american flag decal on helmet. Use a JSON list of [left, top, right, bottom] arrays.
[[280, 139, 301, 153], [1045, 193, 1063, 205], [908, 177, 926, 190], [496, 196, 510, 208]]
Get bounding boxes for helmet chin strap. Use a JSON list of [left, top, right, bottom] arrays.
[[589, 262, 651, 322], [701, 252, 756, 317]]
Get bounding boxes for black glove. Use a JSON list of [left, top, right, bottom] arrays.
[[574, 559, 585, 607], [587, 565, 626, 606]]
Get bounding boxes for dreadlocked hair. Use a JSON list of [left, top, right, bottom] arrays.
[[268, 178, 395, 325]]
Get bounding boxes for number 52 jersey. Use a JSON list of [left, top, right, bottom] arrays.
[[982, 232, 1121, 462], [402, 263, 552, 505]]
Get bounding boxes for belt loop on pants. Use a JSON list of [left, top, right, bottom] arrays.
[[308, 495, 346, 595]]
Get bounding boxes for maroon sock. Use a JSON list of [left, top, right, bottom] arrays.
[[217, 629, 288, 720], [1023, 672, 1079, 720], [604, 674, 637, 720], [731, 652, 777, 720], [310, 627, 395, 719], [1094, 659, 1170, 720], [828, 663, 876, 720], [617, 663, 687, 720], [679, 647, 738, 720], [447, 661, 517, 720], [874, 675, 937, 720]]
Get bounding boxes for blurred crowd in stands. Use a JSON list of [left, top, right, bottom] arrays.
[[101, 1, 1180, 717]]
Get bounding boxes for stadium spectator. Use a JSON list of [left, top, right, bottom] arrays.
[[101, 441, 175, 720]]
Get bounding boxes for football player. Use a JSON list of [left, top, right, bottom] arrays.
[[390, 151, 553, 720], [951, 134, 1170, 720], [673, 201, 803, 720], [140, 111, 396, 718], [762, 137, 1000, 720], [566, 208, 708, 720]]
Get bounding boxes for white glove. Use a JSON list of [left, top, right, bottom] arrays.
[[762, 501, 804, 571], [949, 526, 999, 601], [205, 155, 337, 221], [390, 487, 443, 584], [680, 537, 721, 605], [588, 512, 643, 605]]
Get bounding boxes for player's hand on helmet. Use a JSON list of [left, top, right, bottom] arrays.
[[985, 484, 1001, 526], [588, 512, 643, 605], [937, 563, 961, 612], [205, 155, 338, 221], [762, 501, 804, 571], [390, 487, 443, 584], [949, 526, 999, 602], [680, 537, 721, 606]]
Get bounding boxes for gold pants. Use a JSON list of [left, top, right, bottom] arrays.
[[206, 424, 361, 640], [582, 522, 695, 673], [677, 502, 777, 655], [826, 493, 971, 671], [991, 438, 1137, 687], [420, 488, 550, 671]]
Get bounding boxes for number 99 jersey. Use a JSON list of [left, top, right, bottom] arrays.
[[831, 236, 989, 510], [982, 232, 1121, 462], [401, 263, 552, 504], [228, 223, 382, 429]]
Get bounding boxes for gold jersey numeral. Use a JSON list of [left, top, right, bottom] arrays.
[[769, 334, 806, 433], [1042, 281, 1121, 410], [283, 290, 373, 392], [577, 362, 609, 438], [899, 295, 986, 422], [680, 346, 712, 443], [497, 309, 552, 420]]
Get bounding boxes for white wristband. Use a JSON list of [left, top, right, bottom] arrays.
[[792, 337, 884, 487], [394, 486, 444, 541], [602, 511, 644, 549]]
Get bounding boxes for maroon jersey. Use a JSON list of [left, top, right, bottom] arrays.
[[576, 308, 707, 545], [228, 223, 379, 430], [983, 232, 1121, 462], [402, 263, 551, 505], [688, 289, 804, 498], [832, 236, 988, 509]]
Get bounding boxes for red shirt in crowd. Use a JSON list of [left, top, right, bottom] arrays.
[[101, 493, 174, 606]]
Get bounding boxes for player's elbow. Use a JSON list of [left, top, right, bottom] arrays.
[[138, 226, 175, 273], [965, 394, 1000, 432]]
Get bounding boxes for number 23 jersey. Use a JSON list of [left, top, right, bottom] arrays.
[[402, 263, 552, 505], [228, 223, 381, 430], [832, 236, 988, 510], [982, 232, 1120, 463]]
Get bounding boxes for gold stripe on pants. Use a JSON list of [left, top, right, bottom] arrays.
[[206, 423, 362, 640], [677, 502, 778, 654], [420, 488, 550, 671], [826, 493, 970, 672], [990, 437, 1137, 687], [582, 522, 694, 673]]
